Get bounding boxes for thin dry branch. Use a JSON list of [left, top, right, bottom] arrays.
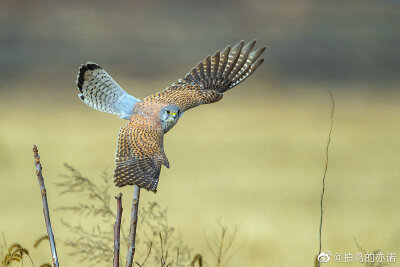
[[135, 241, 152, 267], [33, 145, 60, 267], [190, 254, 203, 267], [205, 223, 238, 267], [216, 227, 225, 267], [175, 249, 179, 267], [317, 89, 335, 267], [114, 193, 123, 267], [126, 185, 141, 267], [159, 233, 168, 267]]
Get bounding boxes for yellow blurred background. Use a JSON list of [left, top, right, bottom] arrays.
[[0, 0, 399, 266]]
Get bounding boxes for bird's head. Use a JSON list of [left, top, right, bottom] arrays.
[[160, 105, 181, 133]]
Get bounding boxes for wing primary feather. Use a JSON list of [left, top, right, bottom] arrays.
[[232, 58, 265, 87], [185, 67, 197, 85], [204, 56, 211, 88], [250, 58, 265, 73], [196, 61, 206, 87], [249, 46, 267, 62], [211, 51, 220, 79], [217, 45, 231, 79], [222, 40, 244, 80], [211, 51, 220, 88], [191, 66, 202, 84], [230, 46, 266, 87], [149, 40, 265, 113], [229, 40, 256, 81]]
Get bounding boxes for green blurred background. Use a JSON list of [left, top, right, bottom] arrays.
[[0, 0, 399, 266]]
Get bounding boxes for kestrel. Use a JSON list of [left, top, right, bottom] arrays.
[[76, 40, 266, 192]]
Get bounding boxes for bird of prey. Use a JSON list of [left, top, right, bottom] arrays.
[[76, 40, 266, 192]]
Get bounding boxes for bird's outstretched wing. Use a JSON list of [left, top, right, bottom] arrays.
[[76, 62, 140, 119], [144, 40, 266, 112], [113, 115, 169, 192]]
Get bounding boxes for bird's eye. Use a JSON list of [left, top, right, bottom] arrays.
[[166, 110, 170, 114]]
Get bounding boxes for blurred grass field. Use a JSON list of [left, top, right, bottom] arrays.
[[0, 77, 399, 266]]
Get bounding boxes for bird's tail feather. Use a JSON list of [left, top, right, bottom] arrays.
[[76, 62, 140, 119]]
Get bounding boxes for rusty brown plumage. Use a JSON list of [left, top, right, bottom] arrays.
[[77, 40, 266, 192], [144, 83, 223, 113], [139, 40, 265, 114], [114, 115, 167, 191]]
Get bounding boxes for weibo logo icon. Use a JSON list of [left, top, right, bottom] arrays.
[[318, 251, 332, 263]]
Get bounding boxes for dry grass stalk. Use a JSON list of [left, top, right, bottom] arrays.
[[1, 234, 56, 267], [57, 166, 193, 266], [175, 249, 179, 267], [159, 233, 168, 267], [56, 165, 121, 264], [317, 90, 335, 267], [114, 193, 123, 267], [190, 254, 203, 267], [33, 145, 60, 267], [135, 241, 152, 267], [1, 243, 32, 266], [56, 164, 115, 218], [34, 235, 49, 249], [205, 223, 238, 267], [353, 238, 388, 267]]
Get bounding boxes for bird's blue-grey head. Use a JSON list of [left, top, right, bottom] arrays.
[[159, 105, 181, 133]]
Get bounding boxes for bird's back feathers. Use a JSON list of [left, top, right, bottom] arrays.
[[114, 116, 166, 192]]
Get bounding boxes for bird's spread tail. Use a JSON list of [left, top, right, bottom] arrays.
[[76, 62, 140, 119], [183, 40, 266, 93]]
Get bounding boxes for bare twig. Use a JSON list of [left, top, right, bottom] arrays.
[[353, 238, 388, 267], [135, 241, 152, 267], [216, 227, 225, 267], [33, 145, 60, 267], [159, 233, 168, 267], [190, 254, 203, 267], [175, 249, 179, 267], [317, 90, 335, 267], [114, 193, 123, 267], [205, 223, 237, 267], [126, 185, 141, 267]]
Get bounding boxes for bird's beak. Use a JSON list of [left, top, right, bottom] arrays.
[[172, 112, 177, 119]]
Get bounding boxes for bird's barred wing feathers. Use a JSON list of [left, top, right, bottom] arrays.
[[113, 116, 168, 192], [184, 39, 266, 91], [145, 40, 266, 112], [76, 62, 139, 119]]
